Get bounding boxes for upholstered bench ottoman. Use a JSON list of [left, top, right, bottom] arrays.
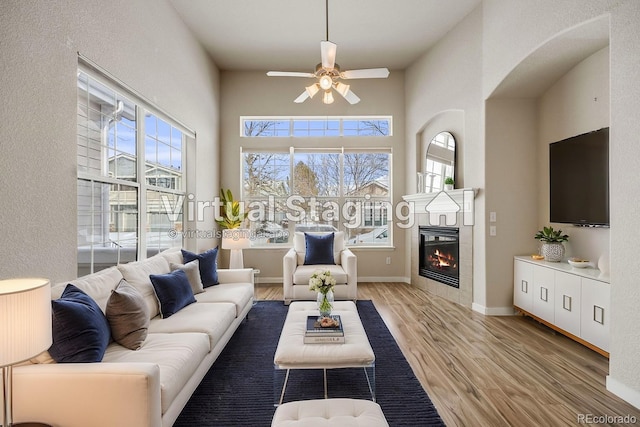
[[271, 398, 389, 427]]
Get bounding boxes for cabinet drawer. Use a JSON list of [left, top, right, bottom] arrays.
[[554, 271, 581, 337], [532, 265, 555, 323], [581, 277, 610, 352], [514, 260, 533, 312]]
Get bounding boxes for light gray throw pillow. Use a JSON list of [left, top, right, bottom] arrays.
[[170, 260, 205, 295], [105, 279, 150, 350]]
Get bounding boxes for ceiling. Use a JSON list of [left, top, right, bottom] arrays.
[[169, 0, 481, 72]]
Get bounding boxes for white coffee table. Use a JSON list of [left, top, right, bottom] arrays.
[[273, 301, 376, 405]]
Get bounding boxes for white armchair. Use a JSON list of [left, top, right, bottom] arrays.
[[283, 231, 357, 305]]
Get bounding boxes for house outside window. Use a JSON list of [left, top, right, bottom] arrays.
[[241, 147, 392, 247], [77, 66, 192, 275]]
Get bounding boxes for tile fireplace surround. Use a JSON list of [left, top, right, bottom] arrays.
[[403, 190, 476, 307]]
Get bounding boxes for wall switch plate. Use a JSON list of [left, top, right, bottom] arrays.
[[490, 211, 497, 222], [489, 226, 497, 236], [386, 256, 391, 265]]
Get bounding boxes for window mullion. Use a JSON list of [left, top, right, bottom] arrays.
[[137, 106, 147, 261]]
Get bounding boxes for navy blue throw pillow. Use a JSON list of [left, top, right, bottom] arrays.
[[150, 269, 196, 318], [182, 247, 219, 287], [49, 284, 111, 363], [304, 233, 335, 265]]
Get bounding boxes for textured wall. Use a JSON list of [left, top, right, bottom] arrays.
[[0, 0, 220, 283]]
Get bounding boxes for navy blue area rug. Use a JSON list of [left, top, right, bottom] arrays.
[[174, 300, 444, 426]]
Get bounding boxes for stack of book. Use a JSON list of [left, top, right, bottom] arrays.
[[304, 315, 345, 344]]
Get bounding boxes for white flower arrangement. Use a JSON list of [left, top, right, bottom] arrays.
[[308, 270, 336, 294]]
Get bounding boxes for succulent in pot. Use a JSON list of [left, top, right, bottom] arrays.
[[534, 226, 569, 262]]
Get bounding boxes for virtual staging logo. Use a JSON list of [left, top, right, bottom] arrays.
[[161, 189, 475, 240]]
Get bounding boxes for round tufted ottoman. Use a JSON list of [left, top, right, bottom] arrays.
[[271, 398, 389, 427]]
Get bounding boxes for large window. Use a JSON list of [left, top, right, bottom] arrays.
[[242, 148, 392, 247], [241, 116, 392, 137], [77, 66, 191, 275]]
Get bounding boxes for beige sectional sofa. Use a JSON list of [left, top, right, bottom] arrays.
[[10, 247, 254, 427]]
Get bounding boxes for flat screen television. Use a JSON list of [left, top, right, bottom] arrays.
[[549, 127, 609, 226]]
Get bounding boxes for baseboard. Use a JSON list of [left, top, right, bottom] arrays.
[[472, 303, 516, 316], [358, 276, 410, 283], [256, 276, 410, 285], [607, 375, 640, 410]]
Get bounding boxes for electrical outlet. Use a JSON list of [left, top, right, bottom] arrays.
[[489, 226, 497, 236], [490, 211, 497, 222], [386, 256, 391, 265]]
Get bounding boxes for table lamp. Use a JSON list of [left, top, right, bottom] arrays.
[[1, 278, 52, 427], [221, 229, 251, 269]]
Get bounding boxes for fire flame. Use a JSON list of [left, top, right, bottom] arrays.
[[428, 249, 457, 270]]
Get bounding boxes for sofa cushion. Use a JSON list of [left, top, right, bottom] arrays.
[[53, 266, 124, 313], [293, 264, 348, 286], [105, 279, 150, 350], [150, 269, 197, 318], [118, 254, 171, 319], [159, 246, 184, 265], [102, 332, 210, 415], [49, 284, 111, 363], [304, 232, 335, 265], [147, 302, 236, 351], [195, 282, 253, 317], [182, 247, 219, 287], [295, 231, 344, 265], [170, 260, 204, 295]]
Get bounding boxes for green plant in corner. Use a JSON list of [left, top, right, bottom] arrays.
[[215, 188, 248, 229], [444, 177, 454, 185], [534, 226, 569, 243]]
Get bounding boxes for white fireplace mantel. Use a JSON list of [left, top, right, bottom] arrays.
[[402, 188, 478, 216]]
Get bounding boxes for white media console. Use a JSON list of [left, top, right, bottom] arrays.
[[513, 256, 610, 356]]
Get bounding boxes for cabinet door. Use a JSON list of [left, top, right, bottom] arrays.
[[554, 271, 581, 337], [532, 265, 555, 323], [581, 278, 610, 352], [514, 260, 533, 312]]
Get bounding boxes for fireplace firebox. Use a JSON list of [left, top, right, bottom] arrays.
[[419, 226, 459, 288]]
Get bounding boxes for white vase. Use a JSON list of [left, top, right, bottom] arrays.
[[444, 184, 454, 191], [598, 253, 610, 274], [317, 290, 334, 317], [541, 242, 565, 262]]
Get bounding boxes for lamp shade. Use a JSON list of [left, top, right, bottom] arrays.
[[322, 90, 334, 105], [221, 229, 251, 250], [0, 278, 52, 367]]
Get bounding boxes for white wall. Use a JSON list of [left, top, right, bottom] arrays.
[[219, 70, 407, 281], [538, 47, 610, 263], [405, 6, 485, 305], [0, 0, 220, 282], [482, 0, 640, 407]]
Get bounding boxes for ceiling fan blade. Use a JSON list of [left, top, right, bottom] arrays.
[[341, 68, 390, 79], [293, 90, 310, 103], [342, 89, 361, 105], [321, 41, 337, 69], [267, 71, 316, 78]]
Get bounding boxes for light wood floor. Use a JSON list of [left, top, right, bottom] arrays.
[[257, 282, 640, 426]]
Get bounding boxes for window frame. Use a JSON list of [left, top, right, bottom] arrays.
[[240, 116, 393, 137], [77, 60, 195, 274], [241, 146, 393, 248]]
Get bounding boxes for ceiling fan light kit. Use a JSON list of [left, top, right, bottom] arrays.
[[267, 0, 389, 105]]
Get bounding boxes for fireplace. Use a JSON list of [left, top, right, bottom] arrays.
[[419, 226, 459, 288]]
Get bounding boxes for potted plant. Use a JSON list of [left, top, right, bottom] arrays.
[[534, 226, 569, 262], [217, 189, 250, 268], [444, 177, 454, 191], [216, 188, 247, 230]]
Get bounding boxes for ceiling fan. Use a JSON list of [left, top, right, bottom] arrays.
[[266, 0, 390, 105]]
